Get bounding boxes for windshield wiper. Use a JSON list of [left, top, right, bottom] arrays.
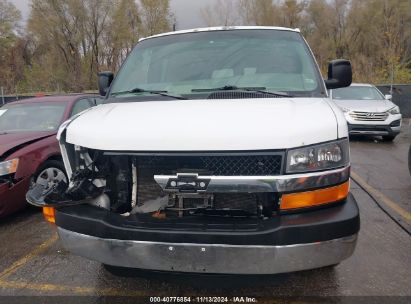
[[111, 88, 187, 100], [191, 85, 292, 97]]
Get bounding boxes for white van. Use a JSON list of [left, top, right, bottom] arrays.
[[28, 26, 359, 274]]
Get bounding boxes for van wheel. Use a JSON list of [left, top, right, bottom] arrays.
[[32, 160, 67, 191], [382, 135, 397, 142]]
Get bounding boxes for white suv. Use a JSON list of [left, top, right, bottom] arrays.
[[329, 83, 402, 141], [28, 27, 359, 275]]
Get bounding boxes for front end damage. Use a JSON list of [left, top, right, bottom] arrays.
[[26, 128, 359, 274], [27, 127, 353, 220], [28, 129, 287, 219]]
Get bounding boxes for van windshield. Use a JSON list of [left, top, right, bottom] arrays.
[[109, 29, 324, 98]]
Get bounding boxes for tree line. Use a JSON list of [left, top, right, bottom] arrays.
[[202, 0, 411, 85], [0, 0, 410, 95], [0, 0, 173, 94]]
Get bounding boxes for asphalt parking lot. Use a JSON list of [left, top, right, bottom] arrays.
[[0, 120, 410, 301]]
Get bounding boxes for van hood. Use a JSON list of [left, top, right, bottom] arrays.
[[333, 99, 395, 113], [0, 131, 55, 159], [64, 98, 341, 151]]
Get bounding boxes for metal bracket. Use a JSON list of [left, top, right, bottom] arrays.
[[163, 173, 211, 193]]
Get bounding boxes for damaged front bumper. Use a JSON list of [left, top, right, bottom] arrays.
[[55, 193, 359, 274], [25, 133, 359, 273], [27, 165, 350, 208], [26, 176, 104, 208], [58, 228, 357, 274]]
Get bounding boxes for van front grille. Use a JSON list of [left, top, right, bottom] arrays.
[[135, 153, 283, 176]]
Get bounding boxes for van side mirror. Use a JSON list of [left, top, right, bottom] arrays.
[[98, 72, 114, 96], [385, 94, 392, 100], [324, 60, 352, 90]]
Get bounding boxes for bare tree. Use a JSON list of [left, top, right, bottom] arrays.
[[82, 0, 112, 87], [0, 0, 22, 93], [201, 0, 239, 27], [238, 0, 279, 26], [3, 0, 411, 93], [102, 0, 141, 71], [139, 0, 172, 36]]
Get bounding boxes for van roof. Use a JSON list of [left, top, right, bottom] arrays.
[[139, 26, 301, 42]]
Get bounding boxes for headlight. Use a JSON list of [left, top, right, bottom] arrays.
[[286, 139, 349, 173], [0, 158, 19, 177], [387, 106, 400, 115], [339, 107, 350, 113]]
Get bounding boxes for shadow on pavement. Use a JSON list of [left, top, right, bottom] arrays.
[[0, 205, 40, 227], [101, 264, 338, 292]]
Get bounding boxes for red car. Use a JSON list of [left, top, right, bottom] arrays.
[[0, 94, 101, 217]]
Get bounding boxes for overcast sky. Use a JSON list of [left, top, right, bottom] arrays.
[[11, 0, 220, 29]]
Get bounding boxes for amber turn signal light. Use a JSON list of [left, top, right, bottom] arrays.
[[43, 207, 56, 223], [280, 181, 350, 211]]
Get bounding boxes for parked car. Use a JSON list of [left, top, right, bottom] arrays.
[[28, 26, 359, 275], [0, 94, 100, 217], [329, 83, 402, 141]]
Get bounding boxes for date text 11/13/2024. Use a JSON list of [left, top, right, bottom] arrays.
[[149, 296, 257, 303]]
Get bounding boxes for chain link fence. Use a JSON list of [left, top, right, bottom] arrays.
[[377, 84, 411, 118]]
